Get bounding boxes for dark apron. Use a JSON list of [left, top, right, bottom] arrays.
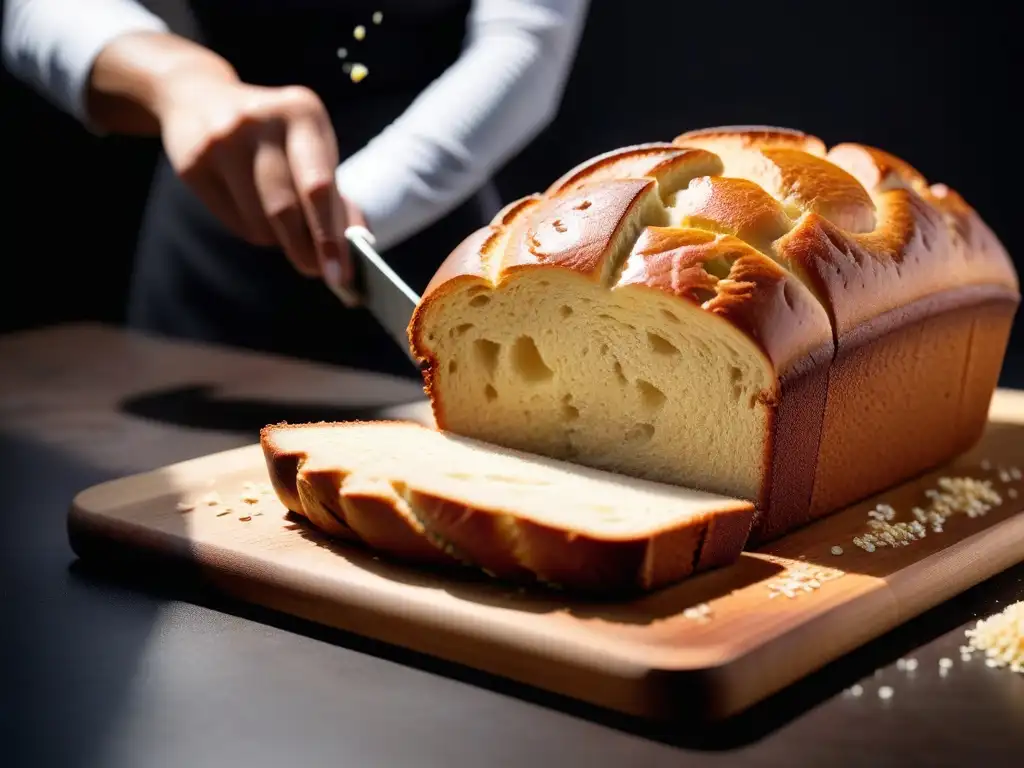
[[127, 0, 486, 378]]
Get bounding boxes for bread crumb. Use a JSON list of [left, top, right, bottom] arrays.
[[767, 563, 843, 599], [904, 658, 918, 672], [961, 600, 1023, 673], [939, 657, 953, 669], [1009, 488, 1019, 499], [239, 515, 252, 522], [980, 459, 992, 470], [240, 491, 260, 504], [216, 509, 231, 517], [336, 47, 347, 58], [353, 25, 366, 40], [853, 476, 1002, 552], [878, 685, 894, 700], [830, 545, 843, 556], [683, 603, 712, 623], [176, 501, 195, 512], [350, 63, 368, 83], [848, 683, 863, 697], [198, 491, 221, 506], [372, 11, 383, 24]]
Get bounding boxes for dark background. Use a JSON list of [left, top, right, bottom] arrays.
[[3, 0, 1022, 385]]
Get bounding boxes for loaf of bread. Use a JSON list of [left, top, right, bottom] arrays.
[[260, 421, 755, 592], [410, 126, 1020, 543]]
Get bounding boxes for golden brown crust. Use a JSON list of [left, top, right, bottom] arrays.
[[545, 143, 723, 199], [260, 421, 756, 593], [671, 176, 793, 252], [673, 125, 827, 155], [760, 148, 875, 233], [501, 179, 657, 280], [618, 228, 834, 374]]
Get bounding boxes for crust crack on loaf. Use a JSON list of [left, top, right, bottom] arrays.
[[410, 125, 1020, 544]]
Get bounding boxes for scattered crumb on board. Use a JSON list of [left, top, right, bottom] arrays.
[[766, 563, 844, 599], [682, 603, 712, 623], [848, 469, 1017, 554]]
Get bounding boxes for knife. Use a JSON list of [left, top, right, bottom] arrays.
[[328, 226, 422, 365]]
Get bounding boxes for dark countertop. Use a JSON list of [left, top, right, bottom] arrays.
[[2, 323, 1022, 768]]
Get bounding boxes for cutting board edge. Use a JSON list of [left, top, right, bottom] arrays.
[[66, 493, 1024, 723]]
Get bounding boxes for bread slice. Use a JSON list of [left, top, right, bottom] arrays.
[[261, 420, 755, 592], [410, 127, 1020, 544]]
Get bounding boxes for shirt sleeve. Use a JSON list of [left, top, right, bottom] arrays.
[[1, 0, 169, 125], [335, 0, 590, 252]]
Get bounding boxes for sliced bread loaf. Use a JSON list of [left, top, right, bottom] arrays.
[[410, 127, 1020, 543], [261, 420, 755, 592]]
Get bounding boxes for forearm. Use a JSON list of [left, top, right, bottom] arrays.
[[86, 32, 237, 135], [2, 0, 162, 125], [337, 0, 589, 251], [1, 0, 234, 135]]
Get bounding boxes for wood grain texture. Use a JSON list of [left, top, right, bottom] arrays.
[[67, 388, 1024, 721]]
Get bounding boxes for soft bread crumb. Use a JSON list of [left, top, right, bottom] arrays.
[[353, 25, 366, 40], [878, 686, 894, 700], [372, 11, 383, 24], [350, 64, 369, 83], [830, 545, 843, 555]]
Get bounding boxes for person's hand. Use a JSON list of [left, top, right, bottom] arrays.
[[154, 68, 363, 291]]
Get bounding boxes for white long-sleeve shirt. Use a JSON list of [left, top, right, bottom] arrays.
[[2, 0, 588, 251]]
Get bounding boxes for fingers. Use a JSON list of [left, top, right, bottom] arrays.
[[285, 111, 352, 287], [251, 135, 320, 276], [216, 142, 278, 248], [169, 84, 356, 287], [177, 164, 251, 242]]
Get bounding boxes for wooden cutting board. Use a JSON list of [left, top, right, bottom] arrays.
[[68, 390, 1024, 722]]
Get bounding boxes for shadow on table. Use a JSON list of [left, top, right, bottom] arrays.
[[0, 432, 175, 768], [119, 384, 410, 436]]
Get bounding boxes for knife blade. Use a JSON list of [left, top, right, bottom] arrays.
[[329, 226, 422, 365]]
